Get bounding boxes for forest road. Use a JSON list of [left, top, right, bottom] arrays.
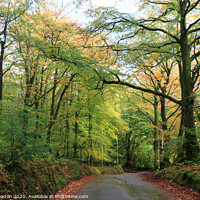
[[77, 173, 176, 200]]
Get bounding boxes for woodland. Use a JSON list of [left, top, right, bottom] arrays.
[[0, 0, 199, 195]]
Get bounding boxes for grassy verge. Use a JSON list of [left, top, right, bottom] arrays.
[[156, 163, 200, 192], [88, 165, 124, 175]]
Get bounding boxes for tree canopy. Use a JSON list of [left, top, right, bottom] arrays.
[[0, 0, 199, 172]]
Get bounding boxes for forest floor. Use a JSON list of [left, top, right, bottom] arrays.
[[53, 172, 200, 200]]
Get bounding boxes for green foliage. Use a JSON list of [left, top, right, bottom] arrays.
[[157, 164, 200, 192], [0, 164, 14, 194], [119, 97, 155, 169], [0, 102, 50, 166], [0, 159, 88, 196]]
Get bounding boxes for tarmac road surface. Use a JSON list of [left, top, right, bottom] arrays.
[[77, 173, 176, 200]]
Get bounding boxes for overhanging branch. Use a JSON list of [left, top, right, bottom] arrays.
[[103, 79, 182, 105]]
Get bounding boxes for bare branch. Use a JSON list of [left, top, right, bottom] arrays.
[[191, 50, 200, 61], [121, 17, 179, 43], [187, 18, 200, 32], [167, 105, 181, 120], [187, 0, 200, 13]]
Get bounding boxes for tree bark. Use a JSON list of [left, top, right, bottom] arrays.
[[0, 42, 5, 101], [88, 113, 93, 165], [124, 130, 132, 168], [176, 113, 185, 162], [153, 94, 159, 169], [116, 131, 119, 165], [0, 22, 7, 101], [74, 110, 79, 158], [179, 0, 199, 160], [64, 86, 73, 158], [160, 96, 170, 169], [47, 69, 57, 144]]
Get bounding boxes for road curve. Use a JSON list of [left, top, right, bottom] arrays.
[[77, 173, 176, 200]]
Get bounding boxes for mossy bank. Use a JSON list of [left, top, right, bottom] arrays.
[[0, 159, 123, 197], [156, 163, 200, 192]]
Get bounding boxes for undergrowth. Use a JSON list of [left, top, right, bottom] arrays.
[[0, 159, 123, 197], [0, 158, 90, 196], [156, 163, 200, 192]]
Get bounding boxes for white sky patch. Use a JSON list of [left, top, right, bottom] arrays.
[[91, 0, 139, 14], [54, 0, 139, 24]]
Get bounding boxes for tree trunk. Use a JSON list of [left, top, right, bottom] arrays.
[[47, 69, 57, 144], [124, 130, 132, 168], [153, 95, 159, 169], [88, 113, 93, 165], [65, 87, 73, 158], [23, 70, 35, 134], [101, 139, 104, 168], [65, 108, 70, 158], [0, 42, 5, 101], [176, 113, 185, 162], [179, 1, 199, 160], [0, 22, 7, 101], [160, 96, 170, 169], [47, 73, 75, 154], [74, 110, 79, 158], [35, 67, 45, 139], [116, 132, 118, 165]]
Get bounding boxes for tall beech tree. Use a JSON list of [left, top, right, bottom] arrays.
[[88, 0, 200, 160]]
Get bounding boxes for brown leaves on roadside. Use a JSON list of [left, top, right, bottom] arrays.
[[138, 173, 200, 200], [53, 175, 99, 200]]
